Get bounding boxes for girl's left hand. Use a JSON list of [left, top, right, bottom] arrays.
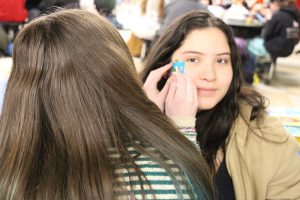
[[165, 73, 198, 118]]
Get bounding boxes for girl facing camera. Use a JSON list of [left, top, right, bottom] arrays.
[[142, 10, 300, 200]]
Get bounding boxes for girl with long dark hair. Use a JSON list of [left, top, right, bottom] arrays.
[[142, 10, 300, 200]]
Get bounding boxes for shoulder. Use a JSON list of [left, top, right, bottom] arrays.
[[273, 10, 293, 22], [268, 11, 286, 24], [253, 112, 290, 142], [114, 146, 196, 199], [231, 102, 299, 168], [236, 102, 290, 143]]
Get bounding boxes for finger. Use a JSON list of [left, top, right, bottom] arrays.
[[159, 76, 174, 101], [193, 79, 198, 105], [173, 73, 186, 100], [165, 75, 177, 105], [186, 76, 197, 102], [144, 63, 172, 87]]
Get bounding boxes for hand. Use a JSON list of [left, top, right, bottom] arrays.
[[143, 63, 172, 112], [165, 73, 198, 118]]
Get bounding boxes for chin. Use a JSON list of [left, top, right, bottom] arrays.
[[197, 102, 217, 111]]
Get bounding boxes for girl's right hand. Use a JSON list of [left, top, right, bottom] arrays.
[[143, 63, 173, 112]]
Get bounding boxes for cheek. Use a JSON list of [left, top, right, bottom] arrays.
[[184, 67, 198, 82], [218, 68, 233, 88]]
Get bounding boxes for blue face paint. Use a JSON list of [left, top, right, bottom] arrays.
[[172, 60, 185, 74]]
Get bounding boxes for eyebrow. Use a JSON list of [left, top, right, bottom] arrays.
[[182, 51, 231, 56]]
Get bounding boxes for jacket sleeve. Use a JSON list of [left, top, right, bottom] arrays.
[[267, 136, 300, 199], [170, 117, 198, 148]]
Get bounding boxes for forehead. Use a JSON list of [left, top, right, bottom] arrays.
[[178, 28, 230, 54]]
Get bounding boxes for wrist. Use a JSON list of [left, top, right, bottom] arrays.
[[169, 116, 196, 128]]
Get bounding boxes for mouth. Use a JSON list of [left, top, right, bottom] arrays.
[[197, 88, 216, 95]]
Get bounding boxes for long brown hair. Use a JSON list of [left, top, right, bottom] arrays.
[[0, 9, 213, 199]]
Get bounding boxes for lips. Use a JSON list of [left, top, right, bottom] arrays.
[[197, 88, 216, 95]]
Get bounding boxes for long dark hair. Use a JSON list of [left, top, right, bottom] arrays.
[[141, 11, 266, 170], [0, 9, 213, 199]]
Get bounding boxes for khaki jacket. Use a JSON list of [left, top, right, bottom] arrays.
[[226, 103, 300, 200]]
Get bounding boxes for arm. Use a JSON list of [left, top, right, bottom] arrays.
[[250, 113, 300, 199], [267, 136, 300, 199]]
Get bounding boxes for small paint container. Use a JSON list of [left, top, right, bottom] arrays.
[[172, 60, 185, 74]]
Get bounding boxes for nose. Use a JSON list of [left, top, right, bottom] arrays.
[[196, 60, 216, 81]]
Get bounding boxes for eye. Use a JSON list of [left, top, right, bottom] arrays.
[[216, 58, 228, 64], [186, 58, 199, 63]]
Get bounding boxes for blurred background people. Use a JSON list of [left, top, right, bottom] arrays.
[[0, 0, 28, 23], [163, 0, 209, 28], [125, 0, 164, 57], [0, 0, 28, 56], [262, 0, 300, 63], [159, 0, 208, 34]]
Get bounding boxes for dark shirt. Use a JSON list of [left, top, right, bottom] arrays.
[[215, 160, 235, 200], [262, 7, 300, 58]]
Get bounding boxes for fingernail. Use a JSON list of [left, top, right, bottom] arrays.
[[169, 75, 176, 82]]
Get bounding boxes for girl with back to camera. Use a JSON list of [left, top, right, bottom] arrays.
[[142, 10, 300, 200], [0, 9, 214, 200]]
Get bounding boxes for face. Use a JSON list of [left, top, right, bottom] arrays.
[[171, 28, 233, 111], [270, 2, 280, 13]]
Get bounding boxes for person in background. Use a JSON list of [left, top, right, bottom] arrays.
[[26, 0, 43, 20], [38, 0, 80, 9], [94, 0, 122, 28], [142, 10, 300, 200], [0, 0, 28, 56], [159, 0, 208, 35], [94, 0, 117, 15], [0, 9, 214, 199], [262, 0, 300, 64], [222, 0, 250, 22], [126, 0, 165, 57], [0, 25, 9, 56], [0, 0, 28, 23], [26, 0, 81, 20]]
